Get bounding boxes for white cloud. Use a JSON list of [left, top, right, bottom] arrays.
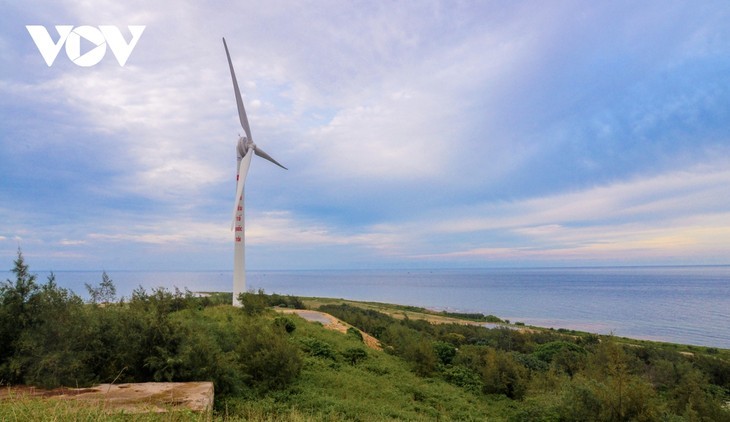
[[416, 221, 730, 264], [59, 239, 86, 246], [248, 211, 407, 255], [429, 159, 730, 235], [88, 220, 227, 245], [401, 160, 730, 263], [4, 1, 730, 270]]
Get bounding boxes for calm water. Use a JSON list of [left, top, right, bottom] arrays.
[[4, 266, 729, 349]]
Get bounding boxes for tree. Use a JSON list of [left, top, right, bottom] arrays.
[[564, 340, 664, 421], [2, 248, 39, 326], [14, 277, 92, 388], [433, 341, 457, 366], [454, 345, 529, 399], [85, 271, 117, 304], [533, 341, 587, 377], [237, 289, 268, 315], [0, 249, 41, 380]]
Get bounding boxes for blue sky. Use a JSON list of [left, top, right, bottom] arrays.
[[1, 1, 729, 271]]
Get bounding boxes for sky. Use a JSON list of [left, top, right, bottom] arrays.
[[1, 1, 729, 271]]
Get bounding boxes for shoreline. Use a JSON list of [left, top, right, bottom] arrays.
[[295, 295, 729, 353]]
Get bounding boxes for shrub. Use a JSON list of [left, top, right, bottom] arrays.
[[267, 293, 305, 309], [300, 337, 337, 360], [558, 375, 662, 421], [405, 339, 438, 377], [237, 290, 268, 315], [533, 341, 586, 363], [274, 316, 297, 334], [443, 365, 482, 393], [533, 341, 587, 376], [455, 345, 529, 399], [433, 341, 457, 365], [237, 320, 302, 391], [342, 347, 368, 365], [347, 327, 363, 342], [512, 352, 549, 372], [11, 280, 94, 388]]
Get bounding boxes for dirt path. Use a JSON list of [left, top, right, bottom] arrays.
[[276, 308, 382, 351]]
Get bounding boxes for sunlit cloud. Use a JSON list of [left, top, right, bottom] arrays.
[[400, 162, 730, 264], [58, 239, 86, 246]]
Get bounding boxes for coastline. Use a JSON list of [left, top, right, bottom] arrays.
[[292, 295, 728, 354]]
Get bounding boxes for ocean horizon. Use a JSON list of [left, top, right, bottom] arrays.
[[4, 265, 729, 349]]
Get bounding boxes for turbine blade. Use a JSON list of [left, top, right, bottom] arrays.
[[231, 149, 254, 229], [222, 38, 252, 141], [254, 146, 288, 170]]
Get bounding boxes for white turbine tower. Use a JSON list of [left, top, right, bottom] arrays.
[[223, 38, 287, 307]]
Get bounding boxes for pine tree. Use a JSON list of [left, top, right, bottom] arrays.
[[85, 271, 117, 304], [0, 248, 40, 381], [2, 247, 39, 328]]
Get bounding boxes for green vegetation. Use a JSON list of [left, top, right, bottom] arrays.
[[1, 250, 729, 421], [303, 296, 505, 324], [0, 250, 301, 395], [317, 302, 730, 421]]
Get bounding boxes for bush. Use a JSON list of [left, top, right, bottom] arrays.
[[267, 293, 305, 309], [300, 337, 338, 360], [237, 319, 302, 391], [455, 345, 529, 399], [533, 341, 586, 363], [433, 341, 457, 365], [237, 290, 268, 315], [342, 347, 368, 365], [405, 339, 438, 377], [443, 365, 482, 393], [347, 327, 363, 342], [512, 352, 549, 372], [558, 375, 662, 421], [274, 316, 297, 334], [11, 280, 94, 388], [533, 341, 587, 377]]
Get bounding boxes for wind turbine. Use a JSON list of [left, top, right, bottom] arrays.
[[223, 37, 287, 307]]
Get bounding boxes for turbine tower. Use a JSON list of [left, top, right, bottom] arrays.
[[223, 38, 287, 306]]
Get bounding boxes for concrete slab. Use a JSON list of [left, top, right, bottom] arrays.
[[0, 382, 214, 414]]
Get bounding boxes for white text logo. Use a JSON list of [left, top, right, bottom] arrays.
[[26, 25, 146, 67]]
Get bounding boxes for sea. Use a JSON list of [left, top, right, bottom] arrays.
[[4, 266, 729, 349]]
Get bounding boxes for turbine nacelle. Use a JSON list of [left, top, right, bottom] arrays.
[[237, 136, 255, 159]]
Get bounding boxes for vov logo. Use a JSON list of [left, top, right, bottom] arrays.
[[26, 25, 146, 67]]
